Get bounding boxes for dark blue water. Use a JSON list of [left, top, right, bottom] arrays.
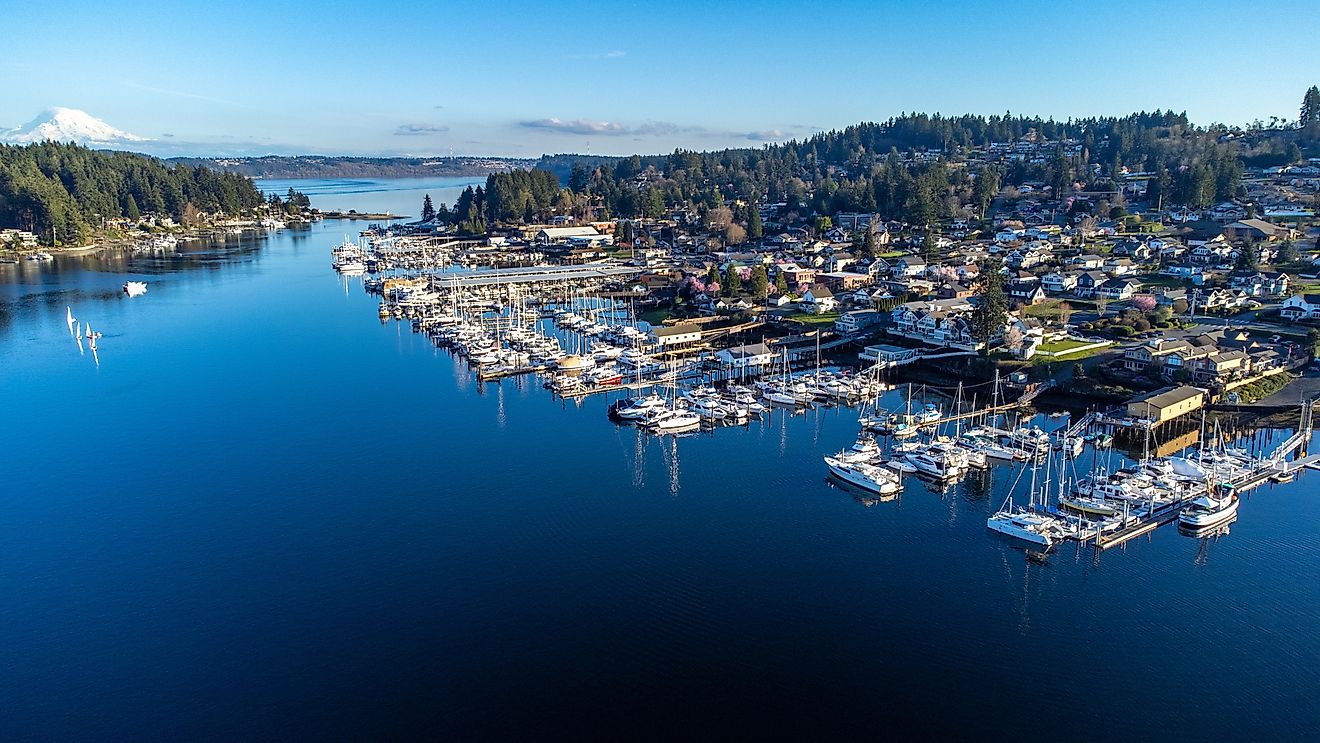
[[3, 180, 1319, 741]]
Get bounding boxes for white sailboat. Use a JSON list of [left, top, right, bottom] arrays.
[[66, 306, 76, 333], [986, 457, 1059, 547]]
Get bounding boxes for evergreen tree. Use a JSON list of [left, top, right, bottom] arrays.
[[1278, 239, 1298, 264], [775, 269, 789, 294], [747, 207, 763, 240], [750, 265, 769, 297], [421, 194, 436, 222], [970, 259, 1008, 351], [569, 163, 588, 193], [724, 263, 742, 296], [1300, 85, 1320, 138], [1236, 243, 1260, 272]]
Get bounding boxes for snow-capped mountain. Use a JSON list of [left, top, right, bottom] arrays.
[[1, 108, 148, 145]]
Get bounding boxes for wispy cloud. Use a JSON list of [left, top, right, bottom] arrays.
[[520, 118, 628, 135], [124, 81, 246, 108], [745, 129, 789, 141], [394, 123, 450, 136], [518, 117, 712, 138], [562, 50, 627, 60]]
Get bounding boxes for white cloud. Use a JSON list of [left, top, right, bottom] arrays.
[[394, 123, 450, 136], [519, 118, 628, 135]]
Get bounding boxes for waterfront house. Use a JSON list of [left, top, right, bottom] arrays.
[[715, 342, 774, 369], [1127, 386, 1206, 426], [650, 324, 703, 348], [799, 284, 838, 314], [835, 309, 881, 335]]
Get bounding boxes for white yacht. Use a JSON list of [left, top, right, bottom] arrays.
[[824, 456, 902, 496], [648, 409, 702, 432], [123, 281, 147, 297], [905, 450, 963, 480]]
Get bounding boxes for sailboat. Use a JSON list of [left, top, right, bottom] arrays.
[[986, 457, 1059, 547], [66, 306, 76, 333]]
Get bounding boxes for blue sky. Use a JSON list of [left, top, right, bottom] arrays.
[[4, 0, 1317, 157]]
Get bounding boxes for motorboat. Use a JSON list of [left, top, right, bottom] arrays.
[[613, 394, 669, 420], [905, 451, 963, 480], [824, 456, 902, 496], [1178, 492, 1239, 528], [648, 409, 702, 432]]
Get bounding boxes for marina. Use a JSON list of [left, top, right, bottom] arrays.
[[338, 229, 1319, 555], [5, 179, 1320, 740]]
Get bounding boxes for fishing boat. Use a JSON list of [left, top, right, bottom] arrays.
[[123, 281, 148, 297], [1178, 489, 1239, 528]]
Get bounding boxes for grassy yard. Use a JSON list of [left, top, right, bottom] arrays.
[[1037, 338, 1091, 354], [1020, 300, 1070, 319], [785, 311, 840, 326], [639, 308, 674, 325]]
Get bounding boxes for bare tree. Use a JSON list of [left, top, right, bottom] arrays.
[[1004, 325, 1025, 353]]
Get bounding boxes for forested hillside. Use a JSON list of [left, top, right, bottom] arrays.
[[0, 142, 265, 245]]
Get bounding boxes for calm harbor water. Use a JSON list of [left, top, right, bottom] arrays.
[[3, 178, 1319, 740]]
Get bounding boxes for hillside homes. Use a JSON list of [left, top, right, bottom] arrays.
[[889, 298, 982, 349], [1122, 332, 1286, 386], [1280, 294, 1320, 321]]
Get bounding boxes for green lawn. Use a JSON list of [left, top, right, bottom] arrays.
[[639, 308, 674, 325], [784, 311, 840, 325], [1038, 338, 1091, 354]]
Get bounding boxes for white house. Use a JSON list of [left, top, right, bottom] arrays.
[[1041, 271, 1078, 294], [650, 324, 703, 348], [835, 309, 881, 335], [799, 284, 838, 314], [716, 342, 775, 369], [1280, 294, 1320, 321]]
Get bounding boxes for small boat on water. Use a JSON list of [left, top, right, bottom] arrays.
[[824, 456, 902, 496], [1059, 495, 1119, 517], [1178, 491, 1239, 528], [986, 507, 1056, 547], [123, 281, 148, 297]]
